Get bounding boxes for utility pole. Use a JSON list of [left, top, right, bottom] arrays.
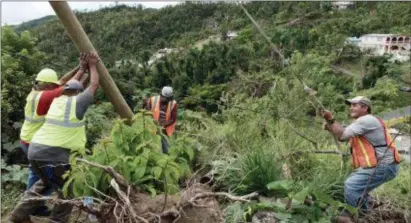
[[49, 1, 134, 123]]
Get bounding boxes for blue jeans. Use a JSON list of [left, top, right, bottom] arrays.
[[20, 142, 39, 190], [161, 135, 169, 154], [9, 161, 71, 222], [344, 163, 399, 212], [20, 142, 50, 216]]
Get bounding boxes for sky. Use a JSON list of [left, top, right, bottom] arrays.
[[1, 1, 179, 25]]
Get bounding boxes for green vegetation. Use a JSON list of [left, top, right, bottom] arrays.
[[67, 112, 195, 197], [2, 1, 410, 221]]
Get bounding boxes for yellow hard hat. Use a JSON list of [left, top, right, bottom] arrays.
[[35, 68, 58, 84]]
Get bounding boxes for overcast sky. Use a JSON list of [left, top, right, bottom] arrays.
[[1, 1, 179, 25]]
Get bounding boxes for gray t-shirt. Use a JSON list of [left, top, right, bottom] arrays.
[[341, 114, 394, 164], [28, 88, 94, 163], [75, 88, 94, 120]]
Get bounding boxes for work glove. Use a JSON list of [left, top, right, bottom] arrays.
[[322, 122, 331, 131], [322, 110, 334, 121], [79, 53, 89, 71]]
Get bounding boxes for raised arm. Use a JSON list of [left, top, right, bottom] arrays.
[[71, 53, 90, 81], [322, 110, 346, 141], [57, 66, 79, 85], [80, 73, 90, 89], [87, 53, 100, 95]]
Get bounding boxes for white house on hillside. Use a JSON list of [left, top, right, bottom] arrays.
[[346, 34, 410, 62], [148, 48, 178, 66], [332, 1, 354, 10], [226, 31, 238, 40]]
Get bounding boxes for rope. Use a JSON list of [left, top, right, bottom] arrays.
[[237, 2, 346, 161], [355, 123, 405, 214], [180, 93, 322, 148], [236, 3, 408, 216], [237, 2, 285, 67]]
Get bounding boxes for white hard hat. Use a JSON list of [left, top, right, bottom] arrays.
[[64, 79, 84, 91], [161, 86, 173, 97]]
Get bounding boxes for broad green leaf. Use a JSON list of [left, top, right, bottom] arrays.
[[134, 166, 146, 180], [274, 212, 292, 221], [152, 166, 162, 179], [292, 187, 310, 205], [267, 180, 295, 192], [185, 147, 194, 161], [134, 175, 154, 184], [63, 177, 75, 197], [313, 190, 339, 207], [146, 185, 157, 197]]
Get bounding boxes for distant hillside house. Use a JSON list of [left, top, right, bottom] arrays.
[[332, 1, 354, 10], [148, 48, 178, 66], [135, 48, 179, 68], [226, 31, 238, 40], [344, 37, 361, 45], [346, 34, 410, 62], [115, 59, 137, 68]]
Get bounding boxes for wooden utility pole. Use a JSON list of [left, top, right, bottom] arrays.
[[49, 1, 134, 122]]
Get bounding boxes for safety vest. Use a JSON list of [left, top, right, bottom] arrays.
[[349, 116, 401, 169], [20, 90, 45, 143], [150, 96, 177, 136], [31, 95, 86, 150]]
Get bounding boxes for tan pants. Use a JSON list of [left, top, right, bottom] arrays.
[[8, 161, 72, 223]]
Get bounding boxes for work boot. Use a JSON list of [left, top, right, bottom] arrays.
[[331, 213, 353, 223], [332, 216, 353, 223], [7, 213, 32, 223]]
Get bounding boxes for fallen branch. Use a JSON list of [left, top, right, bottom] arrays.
[[111, 179, 148, 223], [190, 191, 258, 203], [292, 150, 349, 156], [76, 158, 129, 187]]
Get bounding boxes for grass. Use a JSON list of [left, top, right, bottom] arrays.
[[393, 91, 411, 109], [373, 162, 411, 210], [1, 182, 25, 217], [193, 35, 221, 50], [214, 149, 283, 195]]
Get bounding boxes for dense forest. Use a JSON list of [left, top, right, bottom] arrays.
[[1, 1, 410, 222]]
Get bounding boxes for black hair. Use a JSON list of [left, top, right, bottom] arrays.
[[360, 103, 371, 114]]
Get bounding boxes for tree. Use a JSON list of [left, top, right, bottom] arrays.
[[1, 26, 46, 145]]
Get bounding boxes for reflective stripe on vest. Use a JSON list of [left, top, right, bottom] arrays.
[[150, 96, 177, 136], [45, 97, 85, 127], [350, 116, 401, 169], [31, 95, 86, 150], [375, 117, 401, 164], [356, 137, 372, 167], [20, 91, 46, 142], [24, 92, 45, 122], [24, 115, 45, 123]]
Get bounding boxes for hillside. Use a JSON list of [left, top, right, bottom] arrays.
[[23, 2, 410, 67], [2, 2, 411, 222], [13, 15, 57, 33], [14, 2, 409, 108]]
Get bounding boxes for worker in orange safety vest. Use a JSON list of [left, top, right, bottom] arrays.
[[322, 96, 400, 222], [145, 86, 177, 153]]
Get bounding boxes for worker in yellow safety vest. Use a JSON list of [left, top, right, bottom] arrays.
[[19, 54, 89, 218], [145, 86, 178, 153], [9, 53, 100, 223], [322, 96, 400, 222]]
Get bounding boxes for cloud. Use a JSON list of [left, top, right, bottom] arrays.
[[1, 1, 179, 25]]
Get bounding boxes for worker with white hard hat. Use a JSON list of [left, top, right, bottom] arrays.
[[145, 86, 178, 153]]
